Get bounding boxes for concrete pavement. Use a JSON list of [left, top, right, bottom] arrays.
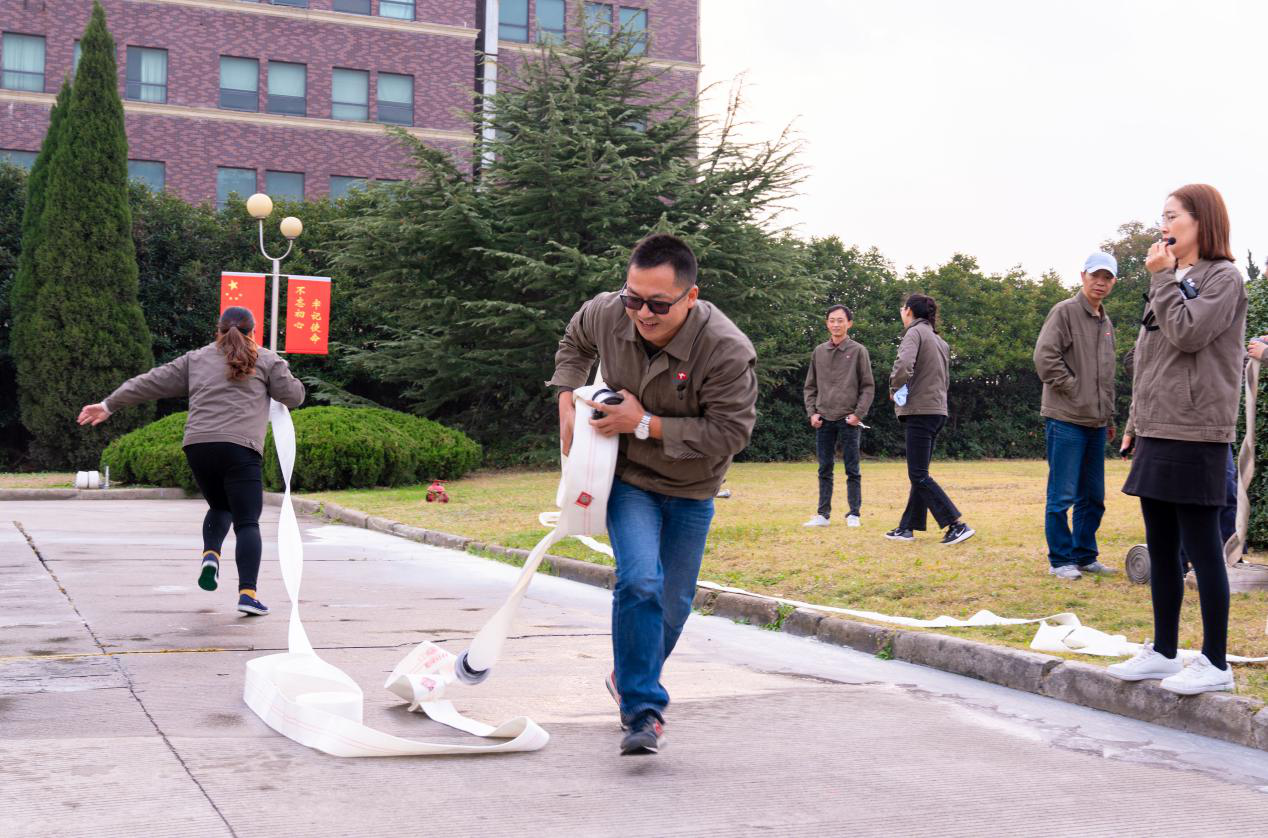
[[3, 499, 1268, 837]]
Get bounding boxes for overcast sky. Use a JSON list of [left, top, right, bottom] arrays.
[[698, 0, 1268, 285]]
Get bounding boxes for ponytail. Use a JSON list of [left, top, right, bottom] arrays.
[[215, 306, 259, 381], [904, 293, 939, 333]]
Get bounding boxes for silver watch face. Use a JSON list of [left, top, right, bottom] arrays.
[[635, 415, 651, 439]]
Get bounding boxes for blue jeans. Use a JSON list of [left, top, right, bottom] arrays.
[[606, 477, 715, 722], [1044, 418, 1106, 568]]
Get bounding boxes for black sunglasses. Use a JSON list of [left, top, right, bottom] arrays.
[[619, 285, 691, 316]]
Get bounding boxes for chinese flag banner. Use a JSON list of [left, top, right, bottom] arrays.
[[220, 272, 267, 345], [284, 275, 332, 355]]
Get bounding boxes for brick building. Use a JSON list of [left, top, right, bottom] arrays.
[[0, 0, 700, 206]]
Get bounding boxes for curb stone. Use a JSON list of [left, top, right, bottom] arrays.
[[0, 487, 190, 501], [548, 555, 615, 589], [891, 631, 1061, 694], [782, 608, 824, 638], [20, 487, 1268, 753], [710, 592, 779, 627], [815, 616, 893, 655], [1255, 709, 1268, 749]]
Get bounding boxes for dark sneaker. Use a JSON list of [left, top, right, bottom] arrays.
[[940, 522, 975, 546], [884, 528, 915, 542], [198, 551, 219, 591], [237, 592, 269, 616], [620, 711, 665, 755], [605, 670, 630, 730]]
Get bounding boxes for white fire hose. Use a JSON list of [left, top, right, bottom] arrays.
[[243, 384, 618, 757], [245, 361, 1268, 757]]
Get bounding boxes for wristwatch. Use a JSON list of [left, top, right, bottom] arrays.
[[634, 413, 652, 440]]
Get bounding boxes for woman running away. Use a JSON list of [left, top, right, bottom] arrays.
[[78, 306, 305, 616]]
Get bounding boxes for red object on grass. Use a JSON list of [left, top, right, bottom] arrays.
[[425, 480, 449, 503]]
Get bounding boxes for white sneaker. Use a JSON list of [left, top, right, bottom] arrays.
[[803, 515, 830, 527], [1048, 565, 1082, 580], [1107, 642, 1184, 681], [1080, 561, 1118, 575], [846, 515, 861, 527], [1159, 654, 1235, 695]]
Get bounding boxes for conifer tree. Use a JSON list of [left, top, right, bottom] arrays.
[[331, 28, 813, 455], [19, 1, 153, 466], [9, 81, 72, 456]]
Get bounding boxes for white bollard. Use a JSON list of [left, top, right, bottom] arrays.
[[74, 470, 101, 490]]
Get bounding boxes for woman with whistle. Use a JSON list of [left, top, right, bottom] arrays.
[[1109, 184, 1246, 695]]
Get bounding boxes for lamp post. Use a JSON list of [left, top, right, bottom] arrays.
[[246, 192, 303, 351]]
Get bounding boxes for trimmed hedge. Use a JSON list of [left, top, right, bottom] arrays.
[[99, 411, 198, 491], [100, 406, 482, 493]]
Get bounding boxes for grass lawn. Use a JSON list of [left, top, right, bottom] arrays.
[[308, 459, 1268, 700], [0, 472, 75, 489]]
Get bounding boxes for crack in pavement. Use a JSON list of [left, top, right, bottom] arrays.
[[14, 521, 239, 838]]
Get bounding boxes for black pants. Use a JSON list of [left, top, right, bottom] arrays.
[[816, 420, 861, 518], [898, 415, 960, 531], [1140, 497, 1229, 670], [184, 442, 264, 591], [1179, 446, 1238, 570]]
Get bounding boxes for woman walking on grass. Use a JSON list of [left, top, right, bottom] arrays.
[[77, 307, 305, 616], [1108, 184, 1246, 695], [884, 293, 974, 546]]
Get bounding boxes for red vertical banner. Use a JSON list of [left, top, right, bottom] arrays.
[[220, 272, 267, 344], [284, 275, 332, 355]]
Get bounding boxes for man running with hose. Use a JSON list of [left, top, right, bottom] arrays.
[[549, 233, 758, 755]]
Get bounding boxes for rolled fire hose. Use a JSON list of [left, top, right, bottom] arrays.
[[242, 391, 614, 757], [1225, 355, 1260, 567]]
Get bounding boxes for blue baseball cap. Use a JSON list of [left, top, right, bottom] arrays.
[[1082, 252, 1117, 277]]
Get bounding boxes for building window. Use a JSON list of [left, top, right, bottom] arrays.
[[499, 0, 529, 42], [619, 7, 647, 54], [538, 0, 566, 42], [377, 72, 413, 125], [267, 61, 306, 116], [128, 160, 166, 190], [217, 167, 256, 209], [331, 68, 369, 121], [73, 41, 81, 74], [2, 33, 46, 92], [266, 170, 304, 201], [585, 3, 613, 38], [330, 176, 366, 199], [270, 0, 308, 7], [219, 56, 259, 111], [0, 148, 38, 169], [125, 47, 167, 103], [332, 0, 370, 13], [379, 0, 414, 20]]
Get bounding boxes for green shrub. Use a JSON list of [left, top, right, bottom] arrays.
[[100, 406, 483, 493], [100, 411, 197, 491]]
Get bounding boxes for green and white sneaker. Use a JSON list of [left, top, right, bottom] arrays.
[[198, 551, 219, 591]]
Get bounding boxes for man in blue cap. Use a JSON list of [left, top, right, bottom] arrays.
[[1032, 252, 1121, 579]]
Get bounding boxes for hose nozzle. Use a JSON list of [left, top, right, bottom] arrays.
[[453, 650, 490, 685]]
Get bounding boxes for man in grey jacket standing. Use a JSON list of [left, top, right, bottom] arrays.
[[1033, 252, 1120, 580], [803, 305, 874, 527]]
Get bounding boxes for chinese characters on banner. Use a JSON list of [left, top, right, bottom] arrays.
[[284, 276, 332, 355], [220, 272, 267, 344]]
